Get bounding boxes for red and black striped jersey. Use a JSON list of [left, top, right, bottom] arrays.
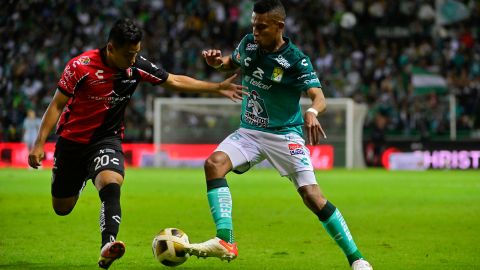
[[56, 48, 168, 144]]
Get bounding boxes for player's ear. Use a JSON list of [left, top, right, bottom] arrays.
[[277, 20, 285, 31], [107, 42, 114, 54]]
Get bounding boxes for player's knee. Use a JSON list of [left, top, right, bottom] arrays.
[[53, 205, 74, 216], [52, 197, 77, 216], [204, 153, 228, 172], [94, 170, 124, 190]]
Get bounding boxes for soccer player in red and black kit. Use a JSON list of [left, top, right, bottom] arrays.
[[27, 18, 246, 269]]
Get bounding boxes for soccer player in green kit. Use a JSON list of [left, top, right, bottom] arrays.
[[186, 1, 373, 269]]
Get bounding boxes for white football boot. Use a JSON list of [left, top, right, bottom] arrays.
[[185, 237, 238, 261], [351, 259, 373, 270]]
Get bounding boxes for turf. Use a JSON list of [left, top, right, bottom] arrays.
[[0, 168, 479, 269]]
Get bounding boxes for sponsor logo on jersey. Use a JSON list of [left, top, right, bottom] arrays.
[[94, 70, 104, 80], [99, 148, 115, 154], [244, 75, 272, 90], [288, 143, 305, 155], [304, 78, 320, 85], [63, 65, 75, 81], [244, 90, 269, 127], [252, 67, 264, 80], [59, 65, 76, 88], [246, 43, 258, 51], [121, 79, 137, 84], [271, 66, 283, 82], [244, 57, 252, 67], [59, 79, 67, 88], [88, 90, 131, 109], [90, 79, 106, 86], [297, 72, 317, 80], [274, 55, 291, 68]]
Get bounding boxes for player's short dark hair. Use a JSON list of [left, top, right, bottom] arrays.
[[108, 18, 143, 47], [253, 0, 286, 20]]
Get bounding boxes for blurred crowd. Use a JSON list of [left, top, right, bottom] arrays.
[[1, 0, 479, 143]]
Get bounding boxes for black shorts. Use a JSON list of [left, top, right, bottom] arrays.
[[51, 136, 125, 198]]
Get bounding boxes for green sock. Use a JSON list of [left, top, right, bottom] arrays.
[[207, 186, 234, 243], [347, 250, 364, 265], [321, 209, 363, 265], [217, 228, 234, 243]]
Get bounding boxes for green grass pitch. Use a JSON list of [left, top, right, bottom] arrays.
[[0, 168, 479, 269]]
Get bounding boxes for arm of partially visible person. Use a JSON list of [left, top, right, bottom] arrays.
[[28, 90, 69, 168], [162, 73, 247, 102], [136, 53, 247, 101], [304, 87, 327, 145]]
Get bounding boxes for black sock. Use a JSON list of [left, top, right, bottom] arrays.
[[99, 183, 121, 248], [206, 178, 228, 191], [315, 200, 336, 222]]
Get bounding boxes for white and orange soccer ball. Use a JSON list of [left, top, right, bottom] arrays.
[[152, 228, 190, 267]]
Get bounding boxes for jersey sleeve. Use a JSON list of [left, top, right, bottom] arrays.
[[293, 57, 322, 92], [135, 55, 169, 85], [231, 35, 249, 67], [57, 57, 90, 97]]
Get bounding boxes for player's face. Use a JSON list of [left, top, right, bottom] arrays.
[[251, 12, 284, 51], [108, 42, 141, 69]]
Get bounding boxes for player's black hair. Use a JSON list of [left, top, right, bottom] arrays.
[[108, 18, 143, 47], [253, 0, 286, 19]]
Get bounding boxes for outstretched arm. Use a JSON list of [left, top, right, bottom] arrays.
[[304, 87, 327, 145], [162, 73, 247, 102], [28, 90, 69, 168]]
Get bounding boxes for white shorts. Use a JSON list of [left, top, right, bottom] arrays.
[[215, 128, 317, 188]]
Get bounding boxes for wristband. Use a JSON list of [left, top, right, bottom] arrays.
[[212, 62, 224, 69], [306, 107, 319, 116]]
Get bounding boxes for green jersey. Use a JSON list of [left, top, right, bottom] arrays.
[[231, 34, 321, 136]]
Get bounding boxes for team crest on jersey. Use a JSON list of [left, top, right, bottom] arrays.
[[79, 56, 90, 65], [244, 90, 268, 128], [288, 143, 305, 155], [271, 67, 283, 82]]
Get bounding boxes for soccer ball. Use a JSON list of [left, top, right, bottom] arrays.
[[152, 228, 190, 267]]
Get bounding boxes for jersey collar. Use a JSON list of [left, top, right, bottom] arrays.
[[259, 36, 290, 55]]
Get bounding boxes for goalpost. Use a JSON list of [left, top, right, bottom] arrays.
[[153, 98, 367, 169]]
